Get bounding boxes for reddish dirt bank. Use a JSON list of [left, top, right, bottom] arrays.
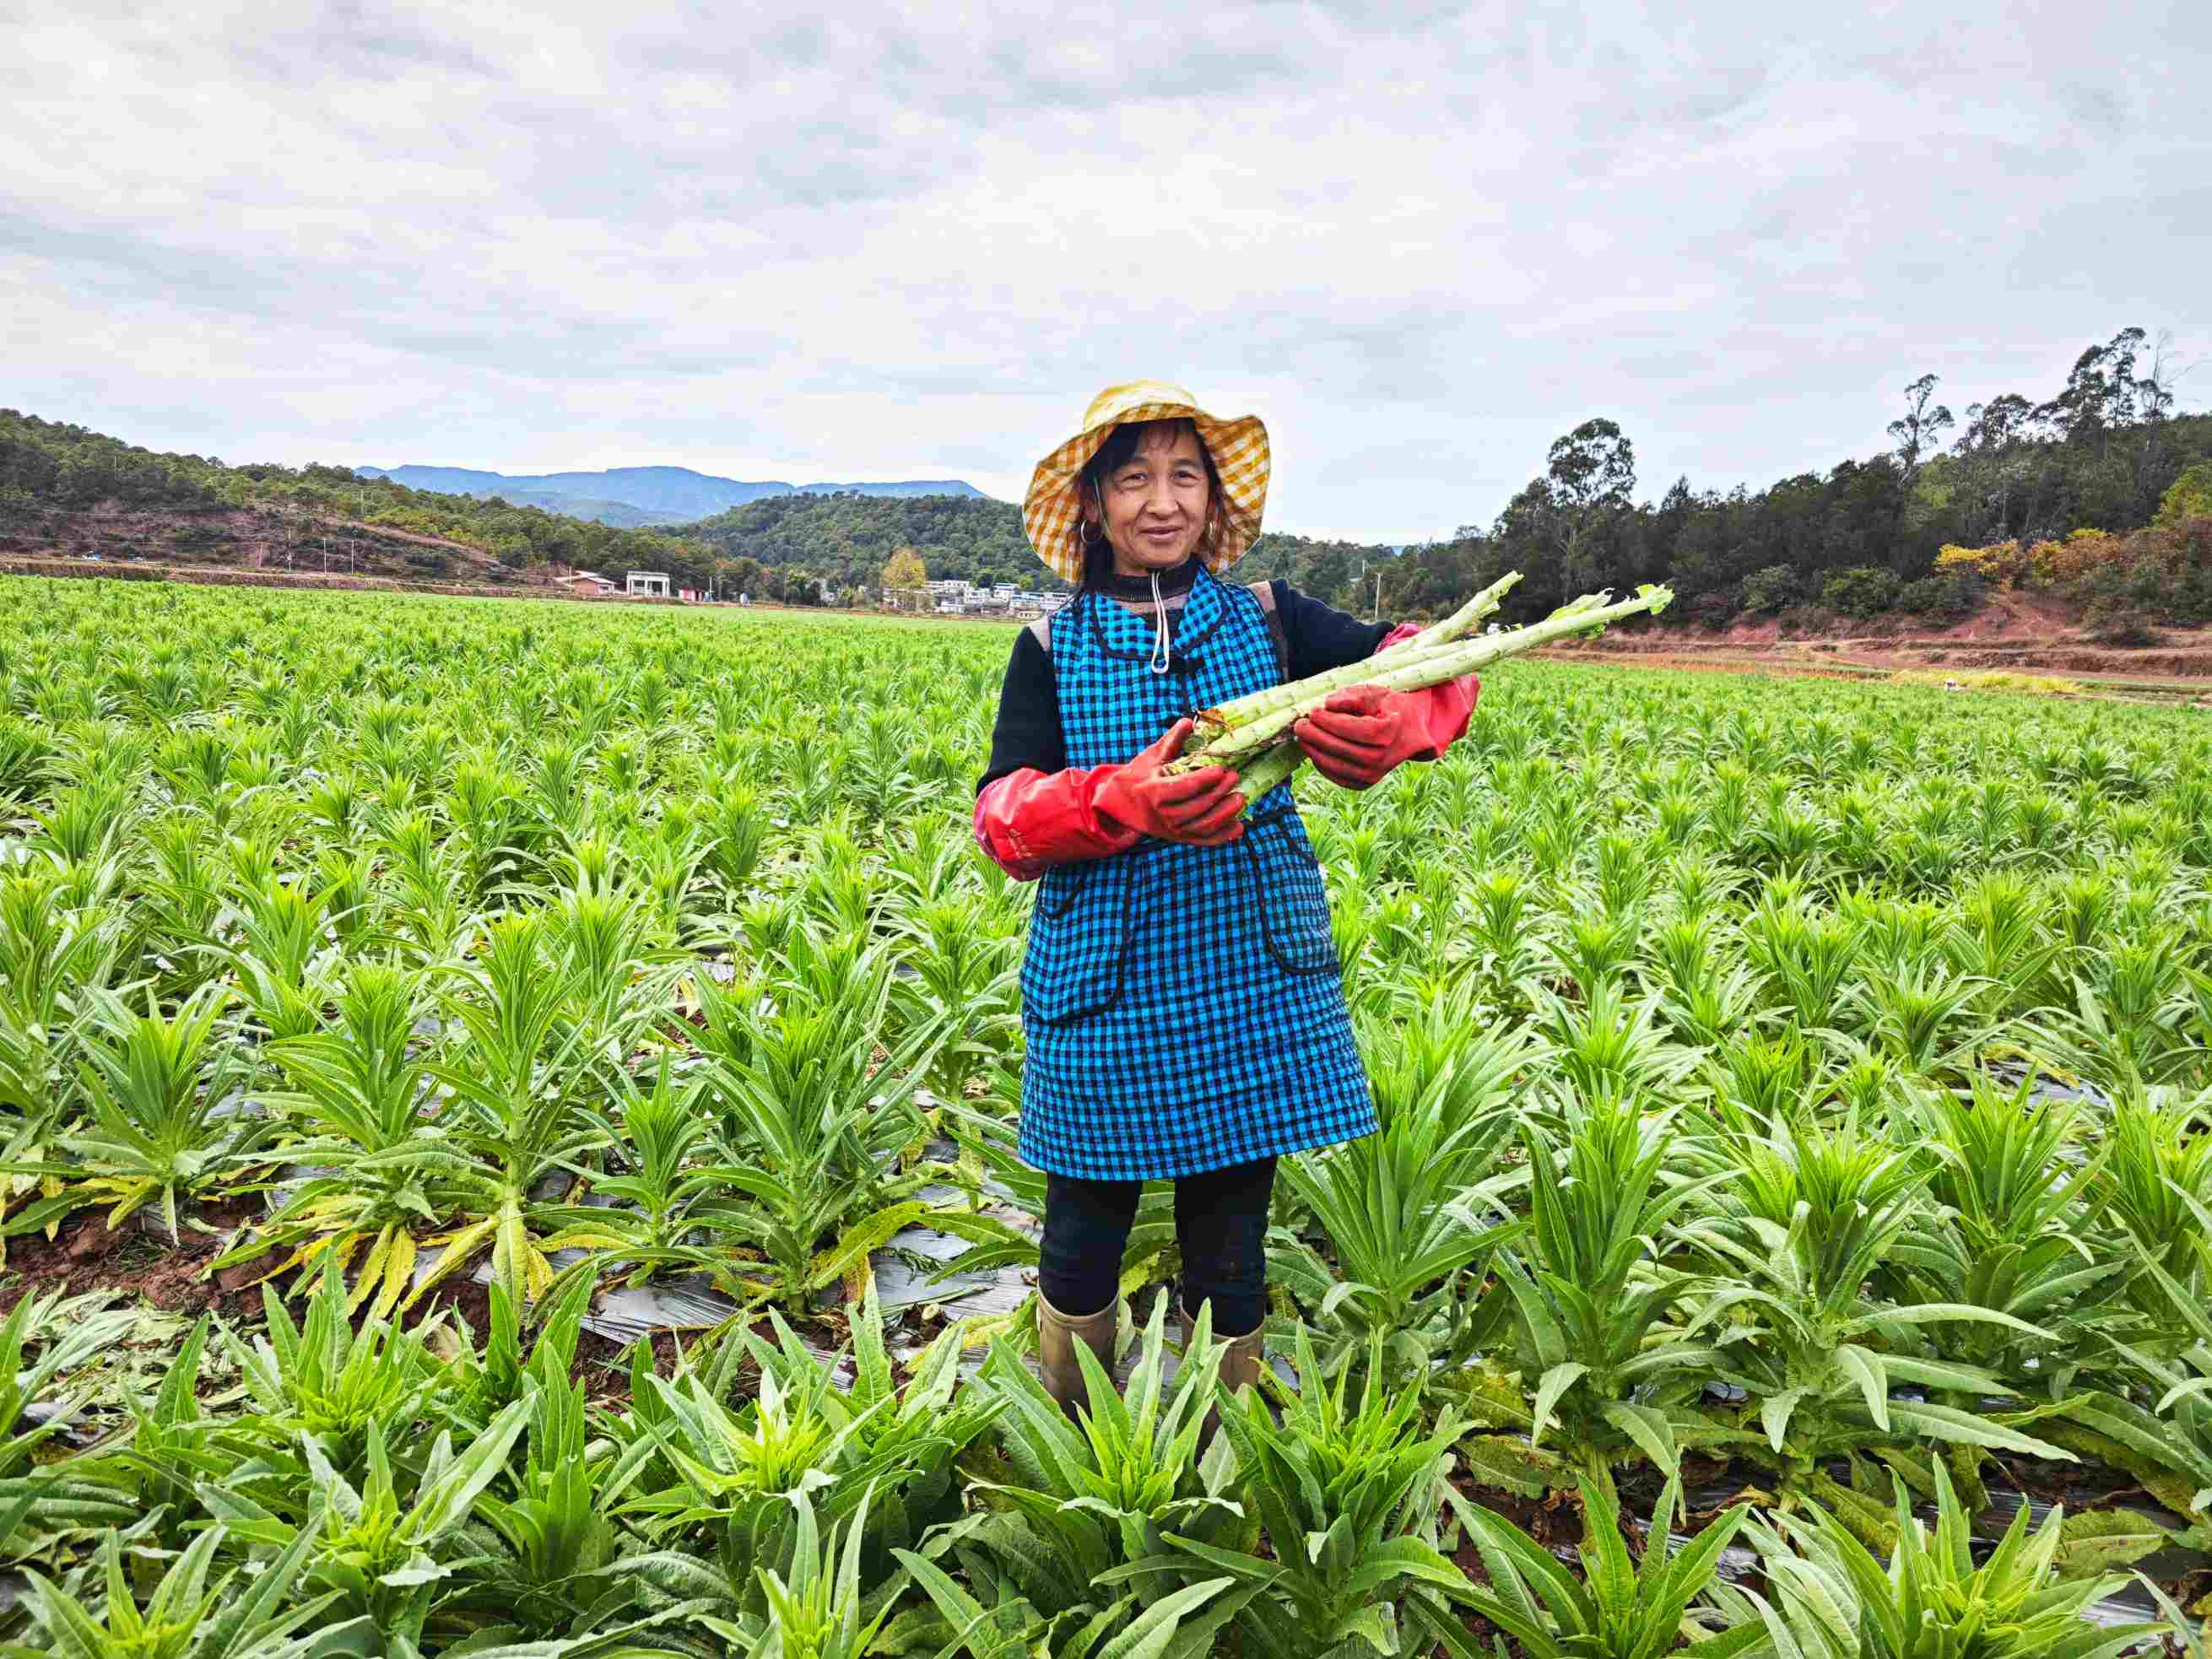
[[0, 500, 519, 583], [1552, 592, 2212, 685]]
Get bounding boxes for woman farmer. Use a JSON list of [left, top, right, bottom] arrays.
[[972, 381, 1479, 1419]]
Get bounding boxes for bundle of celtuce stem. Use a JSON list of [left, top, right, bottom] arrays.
[[1168, 574, 1675, 802]]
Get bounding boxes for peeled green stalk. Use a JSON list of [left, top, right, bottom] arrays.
[[1176, 578, 1674, 803], [1178, 573, 1523, 767]]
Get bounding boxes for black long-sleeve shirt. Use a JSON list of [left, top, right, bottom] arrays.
[[978, 576, 1396, 793]]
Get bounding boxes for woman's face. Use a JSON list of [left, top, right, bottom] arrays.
[[1089, 424, 1211, 578]]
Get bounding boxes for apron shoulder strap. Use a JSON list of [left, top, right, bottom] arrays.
[[1245, 580, 1290, 682]]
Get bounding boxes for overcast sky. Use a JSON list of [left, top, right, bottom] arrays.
[[5, 3, 2208, 543]]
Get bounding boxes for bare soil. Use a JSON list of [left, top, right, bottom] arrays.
[[570, 1327, 694, 1402], [0, 500, 527, 584], [0, 1204, 264, 1320], [1549, 592, 2212, 691], [0, 1186, 870, 1420]]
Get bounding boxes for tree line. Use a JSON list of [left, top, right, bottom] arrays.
[[464, 324, 2212, 630], [6, 328, 2207, 630], [682, 489, 1409, 609], [685, 492, 1045, 598], [1382, 330, 2212, 632]]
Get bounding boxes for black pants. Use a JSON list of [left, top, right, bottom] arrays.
[[1038, 1155, 1276, 1337]]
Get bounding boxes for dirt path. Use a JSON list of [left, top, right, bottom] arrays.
[[1560, 619, 2212, 692]]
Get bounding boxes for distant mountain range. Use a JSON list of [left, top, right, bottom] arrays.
[[352, 464, 988, 527]]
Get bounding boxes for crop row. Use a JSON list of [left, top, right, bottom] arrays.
[[1, 577, 2209, 1653]]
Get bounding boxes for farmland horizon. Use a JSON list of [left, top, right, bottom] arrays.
[[21, 318, 2211, 549]]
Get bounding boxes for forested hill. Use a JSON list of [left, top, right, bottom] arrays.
[[0, 409, 1064, 603], [0, 408, 732, 587], [685, 494, 1041, 592], [682, 490, 1397, 600], [1383, 330, 2212, 635]]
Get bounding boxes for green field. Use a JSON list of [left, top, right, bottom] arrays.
[[3, 575, 2209, 1655]]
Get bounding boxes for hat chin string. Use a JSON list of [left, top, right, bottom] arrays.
[[1148, 569, 1171, 674]]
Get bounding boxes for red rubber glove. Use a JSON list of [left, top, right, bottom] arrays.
[[1374, 623, 1481, 757], [972, 719, 1242, 880], [974, 768, 1139, 879], [1292, 684, 1441, 790], [1289, 623, 1479, 790], [1094, 719, 1245, 845]]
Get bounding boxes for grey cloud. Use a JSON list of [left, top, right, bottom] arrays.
[[3, 1, 2208, 543]]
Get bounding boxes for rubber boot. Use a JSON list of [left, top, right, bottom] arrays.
[[1179, 1305, 1266, 1446], [1036, 1294, 1117, 1424]]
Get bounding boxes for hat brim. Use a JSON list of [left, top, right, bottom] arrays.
[[1022, 402, 1269, 584]]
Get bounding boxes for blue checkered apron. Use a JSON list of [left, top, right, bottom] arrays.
[[1016, 568, 1376, 1180]]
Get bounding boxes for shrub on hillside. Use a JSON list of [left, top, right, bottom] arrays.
[[2030, 527, 2118, 586], [1820, 565, 1901, 619], [2157, 461, 2212, 527], [2084, 598, 2161, 646], [2078, 538, 2170, 644], [1686, 591, 1739, 630], [1740, 565, 1798, 615], [2085, 516, 2212, 627], [1776, 603, 1839, 638], [1936, 538, 2030, 588], [2139, 515, 2212, 623], [1935, 516, 2212, 630], [1897, 570, 1979, 624]]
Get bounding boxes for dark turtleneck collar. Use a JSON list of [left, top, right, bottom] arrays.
[[1096, 556, 1201, 601]]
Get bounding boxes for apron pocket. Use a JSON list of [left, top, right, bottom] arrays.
[[1020, 855, 1138, 1024], [1241, 808, 1341, 976]]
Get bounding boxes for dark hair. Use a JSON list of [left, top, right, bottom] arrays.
[[1075, 418, 1233, 587]]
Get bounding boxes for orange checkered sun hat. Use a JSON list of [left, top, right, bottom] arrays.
[[1022, 380, 1270, 584]]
